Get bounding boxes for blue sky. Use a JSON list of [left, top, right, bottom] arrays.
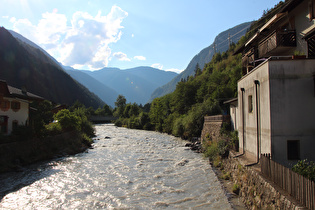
[[1, 0, 281, 73]]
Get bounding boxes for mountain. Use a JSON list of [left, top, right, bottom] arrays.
[[64, 66, 119, 107], [79, 66, 178, 105], [9, 30, 62, 70], [150, 22, 252, 101], [0, 27, 104, 108]]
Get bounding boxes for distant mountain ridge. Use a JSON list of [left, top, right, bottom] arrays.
[[64, 66, 119, 107], [0, 27, 104, 108], [150, 21, 252, 101], [68, 66, 178, 105]]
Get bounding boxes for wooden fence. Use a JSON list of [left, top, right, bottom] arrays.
[[261, 154, 315, 210]]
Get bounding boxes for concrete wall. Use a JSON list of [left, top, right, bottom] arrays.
[[269, 59, 315, 166], [237, 61, 272, 158], [229, 101, 238, 131], [237, 58, 315, 167]]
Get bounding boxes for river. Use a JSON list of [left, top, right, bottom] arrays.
[[0, 124, 231, 209]]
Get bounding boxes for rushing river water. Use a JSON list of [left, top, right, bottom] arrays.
[[0, 124, 231, 209]]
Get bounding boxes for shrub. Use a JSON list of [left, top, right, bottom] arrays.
[[54, 109, 80, 131], [203, 141, 219, 161], [217, 139, 229, 158], [45, 122, 62, 135], [81, 133, 93, 146], [292, 159, 315, 181], [232, 183, 240, 195], [222, 172, 231, 180]]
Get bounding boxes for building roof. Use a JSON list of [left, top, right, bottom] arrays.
[[223, 97, 238, 104], [0, 80, 44, 101]]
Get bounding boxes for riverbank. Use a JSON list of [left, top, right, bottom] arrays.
[[0, 131, 91, 173]]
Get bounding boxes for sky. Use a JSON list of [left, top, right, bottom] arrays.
[[1, 0, 282, 73]]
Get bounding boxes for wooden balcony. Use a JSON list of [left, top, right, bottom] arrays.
[[258, 30, 296, 57]]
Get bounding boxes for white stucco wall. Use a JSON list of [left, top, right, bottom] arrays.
[[0, 97, 29, 134]]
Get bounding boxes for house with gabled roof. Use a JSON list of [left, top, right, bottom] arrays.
[[233, 0, 315, 167], [0, 80, 43, 135]]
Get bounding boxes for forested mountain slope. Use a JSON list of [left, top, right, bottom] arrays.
[[150, 22, 252, 101]]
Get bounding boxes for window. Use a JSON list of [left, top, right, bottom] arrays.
[[287, 140, 300, 160], [0, 99, 10, 111], [248, 95, 253, 113], [11, 101, 21, 112]]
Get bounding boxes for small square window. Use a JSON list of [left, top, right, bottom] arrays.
[[287, 140, 300, 160], [248, 95, 253, 113]]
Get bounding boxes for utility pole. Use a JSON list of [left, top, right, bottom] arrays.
[[213, 41, 216, 53], [228, 33, 231, 47]]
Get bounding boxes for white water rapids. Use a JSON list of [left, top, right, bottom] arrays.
[[0, 124, 231, 209]]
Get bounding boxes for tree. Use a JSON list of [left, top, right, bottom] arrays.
[[115, 95, 127, 108], [54, 109, 80, 131], [114, 95, 127, 117], [194, 63, 202, 77]]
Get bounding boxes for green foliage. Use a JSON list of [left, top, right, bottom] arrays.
[[95, 104, 113, 116], [232, 183, 240, 195], [114, 95, 127, 117], [222, 171, 231, 180], [113, 44, 242, 138], [203, 141, 219, 161], [54, 109, 80, 131], [45, 122, 62, 135], [292, 160, 315, 181], [73, 107, 95, 137], [30, 100, 53, 136]]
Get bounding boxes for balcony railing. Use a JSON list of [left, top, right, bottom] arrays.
[[258, 30, 296, 57]]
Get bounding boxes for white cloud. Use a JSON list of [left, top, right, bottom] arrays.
[[113, 52, 131, 61], [134, 55, 146, 61], [151, 63, 163, 70], [10, 5, 128, 70], [165, 68, 182, 74]]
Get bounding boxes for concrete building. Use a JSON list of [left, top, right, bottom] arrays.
[[0, 80, 43, 135], [234, 0, 315, 167]]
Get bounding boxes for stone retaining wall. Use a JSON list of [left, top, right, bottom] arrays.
[[221, 152, 305, 209], [201, 115, 230, 142]]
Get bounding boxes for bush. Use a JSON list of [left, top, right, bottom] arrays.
[[203, 141, 219, 161], [45, 122, 62, 135], [232, 183, 240, 195], [54, 109, 80, 131], [292, 159, 315, 181]]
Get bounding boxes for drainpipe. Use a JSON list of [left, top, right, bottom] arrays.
[[254, 80, 260, 163], [241, 88, 245, 155]]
